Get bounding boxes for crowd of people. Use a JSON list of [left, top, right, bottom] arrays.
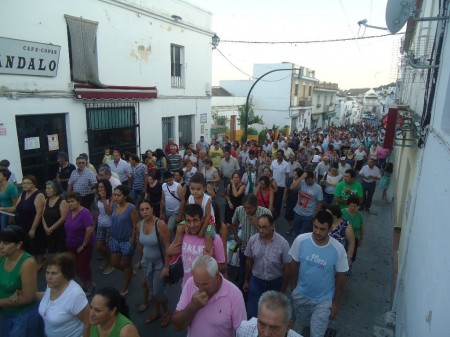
[[0, 123, 393, 337]]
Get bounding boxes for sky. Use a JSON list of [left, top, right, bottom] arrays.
[[187, 0, 404, 90]]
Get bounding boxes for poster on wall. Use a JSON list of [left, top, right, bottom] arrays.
[[24, 137, 40, 150], [0, 123, 6, 136], [48, 134, 59, 151]]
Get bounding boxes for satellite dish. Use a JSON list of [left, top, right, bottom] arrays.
[[385, 0, 416, 34]]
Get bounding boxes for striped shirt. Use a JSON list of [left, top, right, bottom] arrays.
[[131, 163, 147, 190], [236, 317, 302, 337], [232, 206, 272, 251], [167, 154, 182, 171]]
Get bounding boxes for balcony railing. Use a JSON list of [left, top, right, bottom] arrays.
[[316, 104, 322, 108], [171, 76, 183, 88], [314, 82, 339, 90], [298, 99, 312, 107]]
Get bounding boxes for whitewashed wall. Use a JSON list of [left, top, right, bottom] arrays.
[[393, 0, 450, 334], [0, 0, 213, 181]]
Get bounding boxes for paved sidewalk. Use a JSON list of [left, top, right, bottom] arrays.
[[326, 188, 393, 337]]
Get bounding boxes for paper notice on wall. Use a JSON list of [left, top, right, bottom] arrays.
[[24, 137, 40, 150], [47, 134, 59, 151], [0, 123, 6, 136]]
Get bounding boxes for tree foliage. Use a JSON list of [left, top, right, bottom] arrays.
[[211, 110, 229, 127], [237, 104, 264, 129]]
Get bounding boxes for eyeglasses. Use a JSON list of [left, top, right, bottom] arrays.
[[22, 181, 32, 185]]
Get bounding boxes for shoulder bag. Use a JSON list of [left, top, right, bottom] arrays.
[[155, 219, 184, 284]]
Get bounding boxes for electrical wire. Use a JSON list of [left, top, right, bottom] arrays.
[[214, 47, 294, 82], [220, 33, 403, 44]]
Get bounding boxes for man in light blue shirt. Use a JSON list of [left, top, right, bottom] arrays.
[[288, 211, 348, 337]]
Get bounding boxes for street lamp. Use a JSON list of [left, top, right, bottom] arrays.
[[212, 34, 220, 49], [244, 68, 299, 140]]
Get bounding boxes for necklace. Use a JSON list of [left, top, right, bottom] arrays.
[[43, 298, 54, 317]]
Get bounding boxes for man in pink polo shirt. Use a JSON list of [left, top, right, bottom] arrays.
[[173, 255, 246, 337]]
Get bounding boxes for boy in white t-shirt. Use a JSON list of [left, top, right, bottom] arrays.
[[171, 173, 215, 256]]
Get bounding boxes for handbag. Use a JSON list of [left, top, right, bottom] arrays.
[[154, 219, 184, 284]]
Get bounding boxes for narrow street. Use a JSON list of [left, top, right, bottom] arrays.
[[35, 182, 393, 337]]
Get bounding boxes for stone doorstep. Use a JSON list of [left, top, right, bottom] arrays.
[[373, 325, 395, 337]]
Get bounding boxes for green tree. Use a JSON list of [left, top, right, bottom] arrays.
[[237, 104, 264, 129], [211, 110, 229, 127]]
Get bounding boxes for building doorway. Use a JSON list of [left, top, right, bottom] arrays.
[[178, 115, 193, 148], [16, 114, 68, 187]]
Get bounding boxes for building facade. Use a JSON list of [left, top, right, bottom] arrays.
[[0, 0, 213, 183], [389, 0, 450, 336]]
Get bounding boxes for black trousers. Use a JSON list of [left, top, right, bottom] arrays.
[[361, 180, 376, 210]]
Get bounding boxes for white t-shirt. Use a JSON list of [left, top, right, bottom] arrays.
[[38, 280, 88, 337], [270, 159, 289, 187]]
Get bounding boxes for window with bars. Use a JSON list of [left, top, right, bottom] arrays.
[[85, 102, 139, 168], [171, 44, 184, 87]]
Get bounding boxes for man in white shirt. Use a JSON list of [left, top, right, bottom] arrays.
[[270, 149, 289, 219], [108, 150, 131, 185], [359, 158, 381, 212], [337, 157, 352, 176], [236, 291, 302, 337], [98, 165, 121, 190]]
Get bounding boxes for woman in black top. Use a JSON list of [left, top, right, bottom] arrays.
[[42, 180, 68, 253], [144, 173, 163, 218]]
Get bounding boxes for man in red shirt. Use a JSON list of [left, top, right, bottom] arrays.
[[165, 138, 179, 155]]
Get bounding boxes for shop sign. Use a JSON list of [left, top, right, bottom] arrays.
[[0, 37, 61, 77]]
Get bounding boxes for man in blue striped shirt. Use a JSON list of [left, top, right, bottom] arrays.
[[129, 154, 147, 204]]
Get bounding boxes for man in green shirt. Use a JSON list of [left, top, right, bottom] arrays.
[[334, 169, 363, 209]]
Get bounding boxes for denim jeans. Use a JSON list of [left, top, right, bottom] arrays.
[[0, 213, 11, 230], [165, 210, 179, 232], [293, 213, 314, 235], [247, 275, 282, 319], [131, 188, 143, 204], [1, 302, 44, 337]]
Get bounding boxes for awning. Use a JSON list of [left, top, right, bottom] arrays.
[[73, 83, 157, 100]]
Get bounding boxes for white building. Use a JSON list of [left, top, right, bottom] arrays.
[[311, 82, 338, 129], [220, 63, 294, 130], [389, 0, 450, 336], [220, 63, 339, 132], [210, 86, 246, 139], [0, 0, 214, 183]]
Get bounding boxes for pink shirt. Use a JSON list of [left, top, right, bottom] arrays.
[[176, 275, 247, 337], [377, 146, 389, 159], [181, 234, 226, 286]]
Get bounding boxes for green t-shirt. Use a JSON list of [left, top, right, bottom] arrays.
[[90, 313, 133, 337], [0, 182, 19, 207], [342, 208, 364, 239], [0, 252, 35, 315], [334, 180, 363, 209]]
